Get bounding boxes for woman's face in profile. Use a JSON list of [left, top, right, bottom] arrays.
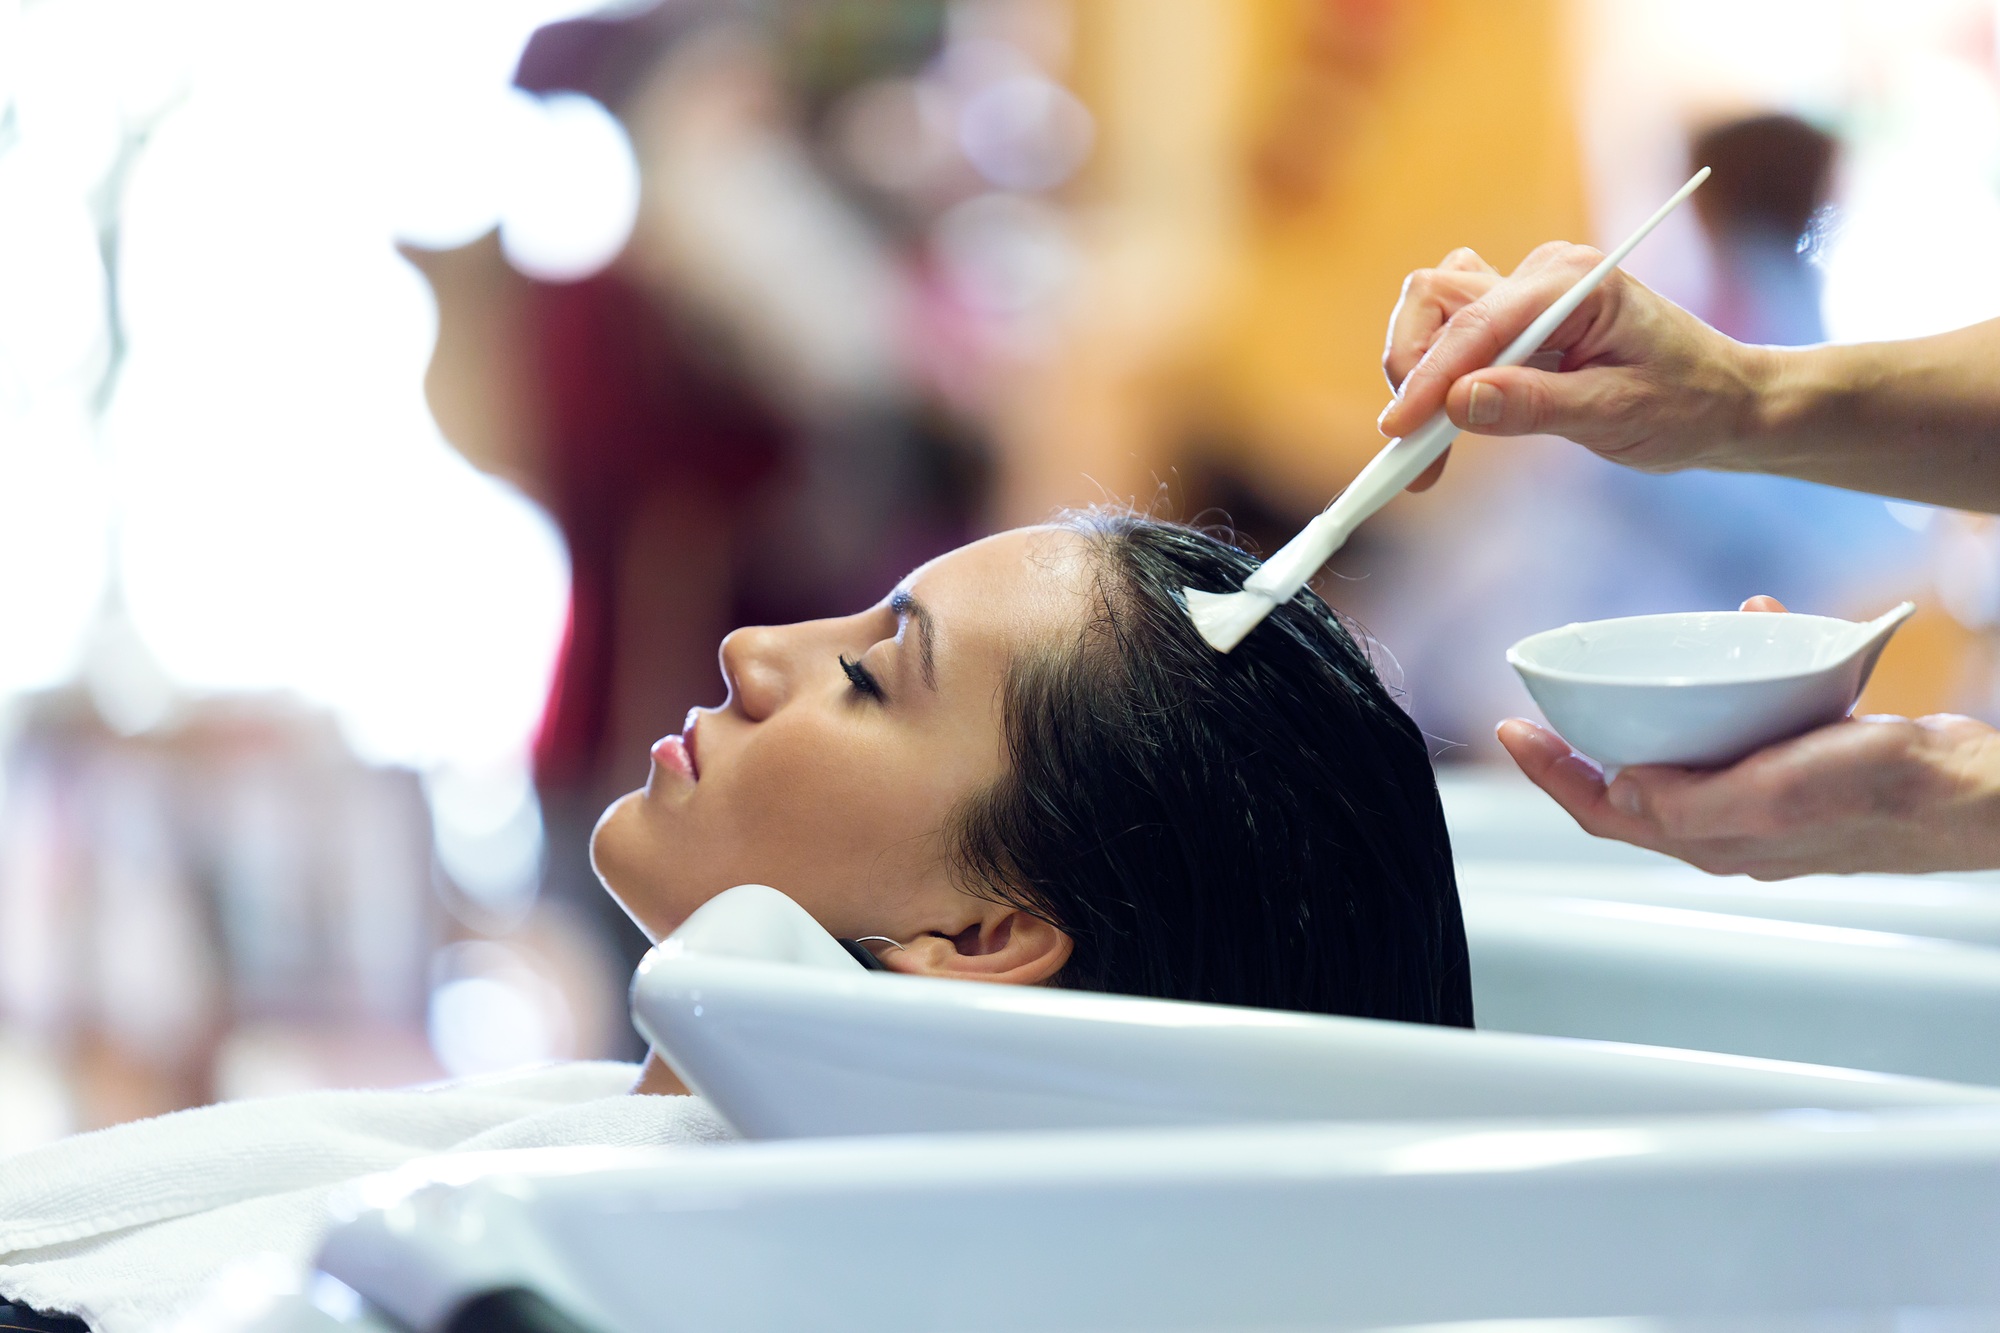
[[590, 526, 1092, 953]]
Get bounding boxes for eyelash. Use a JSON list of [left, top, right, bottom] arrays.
[[839, 654, 885, 701]]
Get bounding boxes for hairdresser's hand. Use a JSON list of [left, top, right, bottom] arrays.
[[1495, 598, 2000, 878], [1379, 243, 1770, 492]]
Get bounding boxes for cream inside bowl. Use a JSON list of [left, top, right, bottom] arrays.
[[1506, 604, 1913, 770]]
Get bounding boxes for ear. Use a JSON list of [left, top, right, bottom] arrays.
[[880, 908, 1072, 986]]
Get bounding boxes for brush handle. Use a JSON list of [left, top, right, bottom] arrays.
[[1485, 165, 1710, 370], [1242, 413, 1457, 597], [1241, 166, 1713, 604]]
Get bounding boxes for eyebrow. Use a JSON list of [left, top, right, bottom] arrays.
[[890, 589, 937, 691]]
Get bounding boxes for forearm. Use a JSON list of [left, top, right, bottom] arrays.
[[1741, 320, 2000, 511]]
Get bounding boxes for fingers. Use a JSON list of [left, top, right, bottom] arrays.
[[1738, 595, 1788, 613], [1379, 243, 1603, 438], [1436, 363, 1638, 441], [1382, 265, 1504, 393], [1502, 719, 1755, 863], [1437, 247, 1500, 276], [1497, 719, 1594, 794], [1495, 719, 1641, 842], [1506, 712, 1985, 878], [1605, 764, 1733, 839]]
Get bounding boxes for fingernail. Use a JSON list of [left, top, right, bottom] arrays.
[[1609, 780, 1641, 816], [1466, 381, 1503, 427]]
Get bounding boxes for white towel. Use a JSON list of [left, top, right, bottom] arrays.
[[0, 1061, 734, 1333]]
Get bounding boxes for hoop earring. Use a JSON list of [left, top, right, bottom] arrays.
[[836, 936, 906, 971]]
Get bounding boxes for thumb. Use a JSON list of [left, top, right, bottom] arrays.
[[1443, 364, 1635, 442]]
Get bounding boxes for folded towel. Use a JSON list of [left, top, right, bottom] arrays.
[[0, 1061, 733, 1333]]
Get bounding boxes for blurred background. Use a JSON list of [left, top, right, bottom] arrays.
[[3, 0, 2000, 1146]]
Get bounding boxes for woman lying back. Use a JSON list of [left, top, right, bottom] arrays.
[[0, 510, 1469, 1333], [595, 508, 1472, 1050]]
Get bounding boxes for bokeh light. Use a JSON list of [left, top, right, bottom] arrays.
[[0, 0, 653, 773], [0, 405, 110, 697], [499, 91, 643, 282], [0, 156, 108, 393], [427, 939, 573, 1077], [426, 760, 547, 920], [956, 73, 1093, 192]]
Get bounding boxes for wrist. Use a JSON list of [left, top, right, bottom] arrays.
[[1736, 341, 1879, 475], [1732, 342, 1812, 470]]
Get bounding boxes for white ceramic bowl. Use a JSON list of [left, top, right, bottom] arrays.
[[1506, 607, 1910, 770]]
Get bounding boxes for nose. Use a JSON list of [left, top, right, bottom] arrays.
[[718, 625, 789, 722]]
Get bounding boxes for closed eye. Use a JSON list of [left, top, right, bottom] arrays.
[[839, 654, 886, 701]]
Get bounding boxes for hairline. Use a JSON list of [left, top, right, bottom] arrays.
[[937, 515, 1135, 936]]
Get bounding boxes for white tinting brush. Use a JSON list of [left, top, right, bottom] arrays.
[[1185, 166, 1712, 653]]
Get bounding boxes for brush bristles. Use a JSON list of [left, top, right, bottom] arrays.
[[1184, 586, 1279, 653]]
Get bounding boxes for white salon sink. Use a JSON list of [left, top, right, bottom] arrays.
[[1439, 768, 1678, 867], [304, 1111, 2000, 1333], [257, 883, 2000, 1333], [629, 887, 2000, 1140], [1458, 859, 2000, 948], [1461, 885, 2000, 1085]]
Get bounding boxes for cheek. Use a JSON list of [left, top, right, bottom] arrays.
[[589, 707, 1006, 940], [718, 716, 985, 891]]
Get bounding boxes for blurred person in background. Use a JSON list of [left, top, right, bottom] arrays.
[[1379, 197, 2000, 880], [419, 2, 996, 1052], [1563, 116, 1915, 623], [1694, 114, 1836, 348]]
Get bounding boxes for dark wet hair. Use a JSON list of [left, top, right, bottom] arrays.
[[950, 511, 1472, 1026]]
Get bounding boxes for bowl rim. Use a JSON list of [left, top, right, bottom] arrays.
[[1506, 609, 1861, 689]]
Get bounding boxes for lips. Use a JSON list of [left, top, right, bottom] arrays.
[[650, 734, 694, 781], [650, 709, 702, 783]]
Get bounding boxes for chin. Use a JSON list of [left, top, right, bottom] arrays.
[[588, 789, 705, 943], [587, 793, 655, 926], [587, 790, 637, 883]]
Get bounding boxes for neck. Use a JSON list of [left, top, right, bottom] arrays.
[[632, 1051, 690, 1096]]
